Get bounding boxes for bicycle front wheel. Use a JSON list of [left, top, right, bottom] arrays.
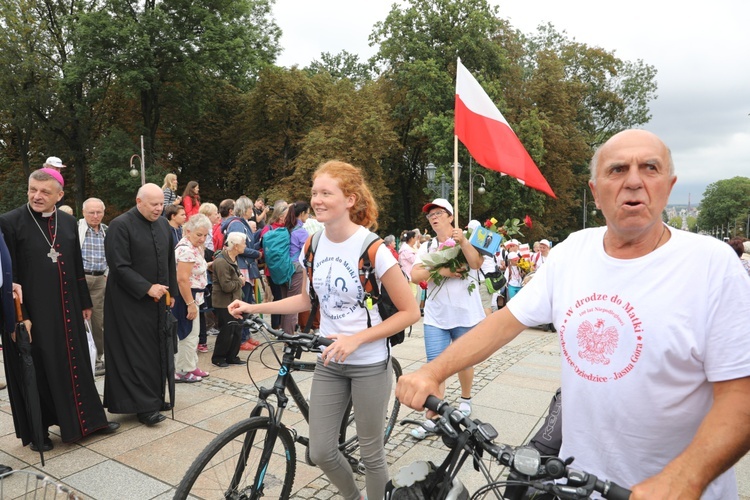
[[175, 416, 296, 500]]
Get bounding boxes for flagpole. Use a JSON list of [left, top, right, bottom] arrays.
[[453, 134, 459, 228]]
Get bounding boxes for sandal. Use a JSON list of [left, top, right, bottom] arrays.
[[175, 372, 202, 383], [191, 368, 209, 378]]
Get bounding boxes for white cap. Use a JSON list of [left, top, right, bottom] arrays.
[[508, 251, 519, 259], [422, 198, 453, 215], [44, 156, 66, 169], [539, 239, 551, 247], [467, 219, 481, 231]]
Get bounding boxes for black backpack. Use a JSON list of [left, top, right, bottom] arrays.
[[302, 230, 409, 347]]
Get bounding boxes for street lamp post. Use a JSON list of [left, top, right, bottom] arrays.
[[468, 174, 486, 221], [425, 161, 461, 199], [129, 135, 146, 186]]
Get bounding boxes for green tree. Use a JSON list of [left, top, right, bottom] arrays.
[[73, 0, 281, 169], [230, 68, 398, 225], [668, 216, 682, 229], [370, 0, 508, 232], [368, 0, 658, 237], [686, 215, 697, 233], [514, 25, 657, 239], [697, 177, 750, 235], [307, 50, 372, 85], [0, 0, 108, 210]]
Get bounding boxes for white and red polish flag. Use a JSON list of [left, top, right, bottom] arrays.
[[455, 59, 556, 198]]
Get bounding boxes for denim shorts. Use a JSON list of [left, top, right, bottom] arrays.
[[423, 324, 474, 362]]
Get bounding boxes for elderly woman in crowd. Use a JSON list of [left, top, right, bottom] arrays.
[[224, 196, 262, 350], [174, 214, 211, 382], [211, 232, 248, 367], [195, 202, 221, 353], [410, 198, 484, 439]]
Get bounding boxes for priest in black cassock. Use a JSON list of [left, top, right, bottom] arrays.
[[0, 169, 119, 451], [103, 183, 178, 426]]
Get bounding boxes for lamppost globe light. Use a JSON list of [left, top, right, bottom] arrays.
[[425, 162, 436, 183], [478, 185, 486, 195], [130, 168, 139, 178]]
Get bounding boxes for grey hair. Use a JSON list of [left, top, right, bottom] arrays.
[[183, 213, 211, 233], [589, 138, 675, 184], [83, 197, 105, 212], [267, 200, 288, 225], [226, 231, 246, 248], [384, 234, 396, 245], [234, 196, 253, 218]]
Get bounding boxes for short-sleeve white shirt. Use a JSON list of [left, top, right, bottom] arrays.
[[508, 227, 750, 499], [308, 226, 399, 365], [414, 239, 485, 329]]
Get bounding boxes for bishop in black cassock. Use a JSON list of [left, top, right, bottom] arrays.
[[0, 169, 116, 448]]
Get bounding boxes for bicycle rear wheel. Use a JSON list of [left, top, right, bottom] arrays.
[[175, 416, 296, 500]]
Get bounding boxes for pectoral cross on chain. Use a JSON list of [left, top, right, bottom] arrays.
[[47, 248, 60, 263]]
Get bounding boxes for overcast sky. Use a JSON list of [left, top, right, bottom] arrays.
[[273, 0, 750, 206]]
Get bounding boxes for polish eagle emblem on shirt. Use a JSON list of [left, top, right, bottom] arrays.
[[577, 318, 619, 365]]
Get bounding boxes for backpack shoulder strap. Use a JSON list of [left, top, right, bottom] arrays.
[[359, 232, 383, 296], [301, 230, 324, 333], [303, 230, 324, 298]]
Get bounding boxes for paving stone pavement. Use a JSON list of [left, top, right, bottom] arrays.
[[1, 317, 749, 499]]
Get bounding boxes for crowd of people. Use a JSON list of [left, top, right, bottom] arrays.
[[1, 131, 750, 499]]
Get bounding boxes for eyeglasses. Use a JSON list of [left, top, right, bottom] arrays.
[[425, 210, 448, 220]]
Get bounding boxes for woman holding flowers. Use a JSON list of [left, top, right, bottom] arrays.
[[229, 161, 419, 500], [410, 198, 484, 439]]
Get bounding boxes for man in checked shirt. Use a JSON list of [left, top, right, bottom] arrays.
[[78, 197, 108, 375]]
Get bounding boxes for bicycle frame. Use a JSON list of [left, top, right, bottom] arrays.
[[248, 342, 315, 433]]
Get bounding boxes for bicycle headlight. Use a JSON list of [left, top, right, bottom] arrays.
[[513, 446, 542, 476]]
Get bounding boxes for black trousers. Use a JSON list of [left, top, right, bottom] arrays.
[[212, 308, 242, 363]]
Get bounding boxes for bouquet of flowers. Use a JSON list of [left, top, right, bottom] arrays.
[[420, 215, 533, 299], [483, 215, 532, 238], [517, 257, 533, 274], [419, 237, 476, 295]]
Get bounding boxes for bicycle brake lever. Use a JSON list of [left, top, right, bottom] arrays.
[[438, 415, 459, 439]]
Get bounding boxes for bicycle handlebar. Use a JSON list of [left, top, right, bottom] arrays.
[[238, 314, 334, 349], [423, 396, 631, 500]]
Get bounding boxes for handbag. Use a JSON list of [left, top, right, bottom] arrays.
[[483, 255, 507, 294]]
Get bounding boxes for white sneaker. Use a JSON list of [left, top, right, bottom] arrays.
[[458, 400, 472, 417], [410, 419, 437, 440]]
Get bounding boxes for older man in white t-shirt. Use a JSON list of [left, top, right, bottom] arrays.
[[396, 130, 750, 500]]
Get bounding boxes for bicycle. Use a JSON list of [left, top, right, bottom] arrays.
[[387, 396, 631, 500], [175, 315, 402, 499], [0, 470, 82, 499]]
